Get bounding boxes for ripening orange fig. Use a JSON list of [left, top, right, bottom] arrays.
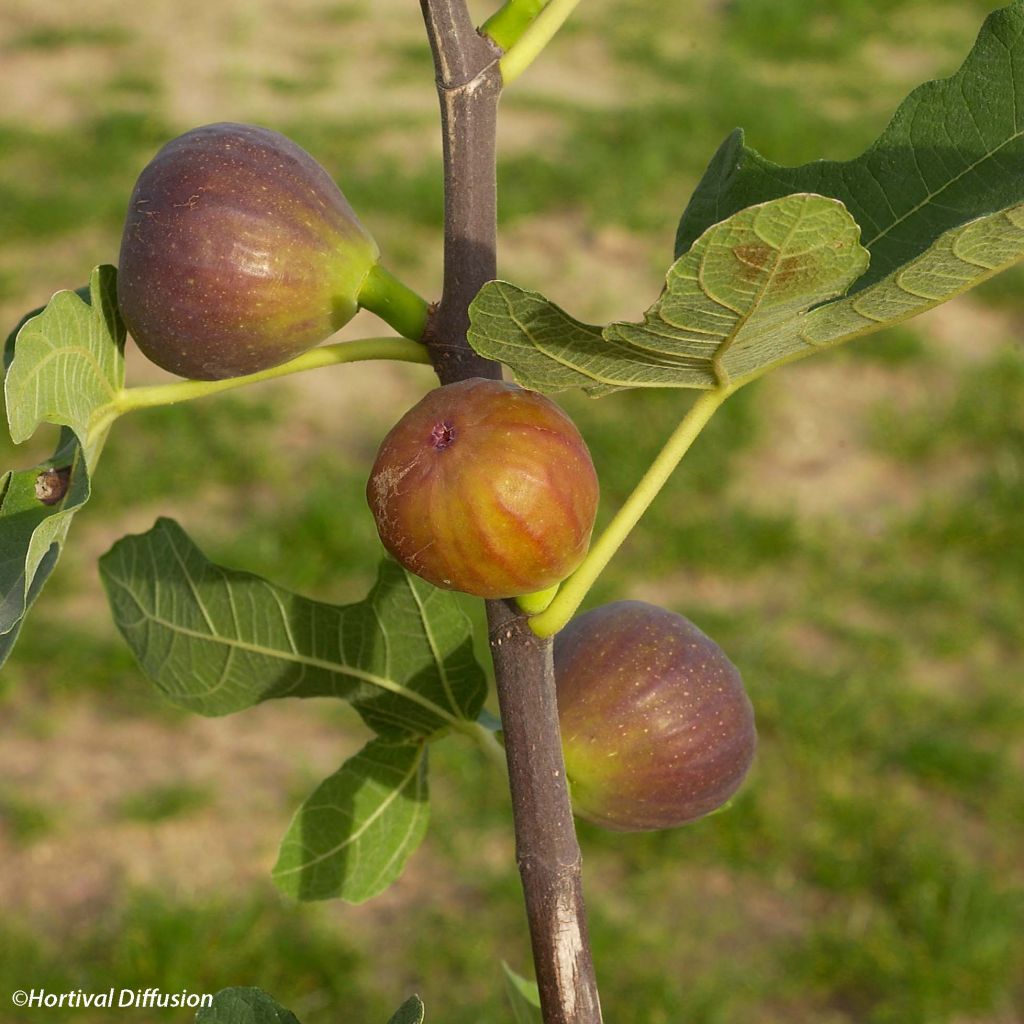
[[367, 377, 599, 599]]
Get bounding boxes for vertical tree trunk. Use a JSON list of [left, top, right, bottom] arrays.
[[418, 3, 604, 1022]]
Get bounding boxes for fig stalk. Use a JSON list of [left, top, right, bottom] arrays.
[[516, 582, 560, 615], [481, 0, 545, 50], [420, 2, 603, 1020], [358, 264, 431, 342], [499, 0, 586, 85]]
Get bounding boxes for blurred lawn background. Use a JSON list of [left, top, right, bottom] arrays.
[[1, 0, 1023, 1021]]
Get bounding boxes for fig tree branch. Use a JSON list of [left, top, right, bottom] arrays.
[[419, 0, 503, 385], [418, 2, 603, 1021]]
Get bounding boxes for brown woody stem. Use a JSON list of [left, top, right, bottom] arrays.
[[419, 0, 503, 386], [418, 3, 603, 1022]]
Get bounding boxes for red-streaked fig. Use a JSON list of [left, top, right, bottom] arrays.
[[117, 122, 386, 380], [367, 377, 599, 599], [555, 600, 756, 832]]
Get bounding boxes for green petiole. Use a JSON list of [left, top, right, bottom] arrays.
[[87, 336, 432, 448], [516, 582, 560, 616], [482, 0, 546, 52], [527, 383, 739, 638], [357, 264, 432, 342], [499, 0, 585, 85]]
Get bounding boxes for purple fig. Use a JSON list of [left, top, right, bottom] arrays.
[[367, 377, 599, 599], [555, 601, 756, 832], [117, 122, 382, 380]]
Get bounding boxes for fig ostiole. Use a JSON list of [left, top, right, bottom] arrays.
[[554, 600, 756, 832], [117, 122, 422, 381], [367, 377, 600, 599]]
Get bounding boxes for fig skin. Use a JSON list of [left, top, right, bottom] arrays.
[[117, 122, 379, 380], [554, 601, 756, 832], [367, 377, 599, 599]]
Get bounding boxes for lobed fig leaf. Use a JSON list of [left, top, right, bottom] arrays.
[[366, 378, 599, 599], [1, 267, 123, 666], [467, 194, 869, 394], [554, 601, 756, 832], [469, 4, 1024, 396], [99, 518, 487, 737], [677, 0, 1024, 285], [5, 265, 124, 467], [117, 122, 380, 380]]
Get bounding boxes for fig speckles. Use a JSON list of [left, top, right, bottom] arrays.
[[117, 122, 379, 380], [555, 600, 756, 832]]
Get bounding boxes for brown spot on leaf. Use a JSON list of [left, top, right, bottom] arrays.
[[732, 243, 775, 279], [774, 254, 814, 289], [732, 244, 812, 292]]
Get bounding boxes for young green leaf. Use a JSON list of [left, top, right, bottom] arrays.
[[469, 194, 868, 393], [195, 987, 301, 1023], [502, 963, 542, 1024], [98, 518, 487, 737], [676, 0, 1024, 290], [5, 265, 124, 469], [3, 294, 81, 371], [273, 738, 429, 903], [0, 268, 123, 665], [387, 995, 425, 1024]]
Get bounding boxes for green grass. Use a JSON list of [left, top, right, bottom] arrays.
[[0, 111, 172, 242], [2, 2, 1023, 1022], [843, 325, 930, 366], [0, 790, 55, 845], [869, 348, 1024, 460], [0, 890, 381, 1023], [867, 348, 1024, 589], [0, 617, 176, 716], [104, 71, 162, 98], [973, 261, 1024, 308], [7, 24, 133, 52], [497, 71, 842, 236], [565, 384, 802, 578], [90, 392, 288, 509], [116, 783, 213, 823]]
